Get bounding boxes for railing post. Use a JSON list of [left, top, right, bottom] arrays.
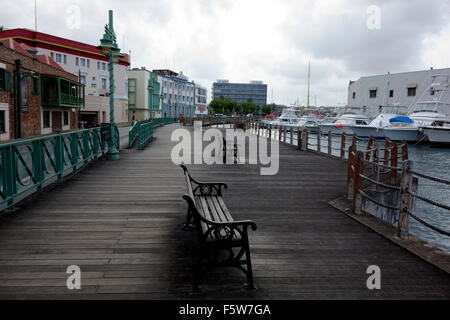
[[290, 128, 293, 145], [373, 144, 380, 191], [391, 142, 398, 183], [352, 151, 364, 215], [401, 141, 408, 161], [55, 133, 64, 181], [297, 127, 301, 149], [340, 132, 346, 159], [352, 134, 357, 149], [347, 145, 355, 200], [3, 145, 17, 209], [301, 129, 308, 151], [269, 124, 272, 139], [317, 130, 321, 153], [92, 128, 100, 159], [398, 160, 414, 240], [328, 131, 332, 156], [82, 130, 90, 165], [70, 132, 78, 174], [32, 139, 44, 192], [366, 136, 374, 161], [279, 126, 282, 142]]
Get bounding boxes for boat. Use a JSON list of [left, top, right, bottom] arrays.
[[318, 112, 369, 135], [422, 120, 450, 145]]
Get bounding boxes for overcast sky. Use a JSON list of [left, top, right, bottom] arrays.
[[1, 0, 449, 106]]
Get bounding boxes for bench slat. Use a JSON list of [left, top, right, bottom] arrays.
[[205, 196, 223, 222], [212, 196, 233, 223]]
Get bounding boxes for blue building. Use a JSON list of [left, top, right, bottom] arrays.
[[153, 70, 195, 118], [212, 80, 268, 107]]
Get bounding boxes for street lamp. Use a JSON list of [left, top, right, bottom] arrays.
[[97, 10, 123, 160]]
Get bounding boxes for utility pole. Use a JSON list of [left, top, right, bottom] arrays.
[[307, 61, 311, 109]]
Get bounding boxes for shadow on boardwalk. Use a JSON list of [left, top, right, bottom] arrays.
[[0, 123, 448, 299]]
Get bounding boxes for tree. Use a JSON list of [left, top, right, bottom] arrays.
[[262, 104, 276, 115]]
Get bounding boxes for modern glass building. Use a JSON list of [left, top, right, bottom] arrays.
[[212, 80, 267, 107]]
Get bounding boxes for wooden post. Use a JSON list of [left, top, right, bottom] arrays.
[[279, 125, 282, 142], [347, 145, 356, 200], [317, 130, 321, 153], [366, 136, 374, 161], [284, 126, 287, 144], [373, 144, 380, 191], [290, 128, 293, 145], [391, 142, 398, 183], [398, 160, 414, 239], [301, 129, 308, 151], [384, 138, 391, 167], [340, 132, 346, 159], [352, 134, 357, 148], [328, 131, 332, 156], [297, 128, 301, 150], [352, 151, 364, 215], [269, 124, 272, 139], [401, 141, 408, 161]]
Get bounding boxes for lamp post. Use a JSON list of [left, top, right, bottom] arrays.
[[97, 10, 123, 160]]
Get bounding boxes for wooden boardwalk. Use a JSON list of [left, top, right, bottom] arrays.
[[0, 123, 448, 299]]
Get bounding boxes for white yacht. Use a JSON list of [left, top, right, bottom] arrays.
[[274, 108, 302, 130], [422, 120, 450, 145], [318, 112, 369, 134]]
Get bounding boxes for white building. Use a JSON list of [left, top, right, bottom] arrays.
[[0, 29, 131, 127], [128, 67, 163, 122], [194, 83, 208, 115], [348, 67, 450, 115]]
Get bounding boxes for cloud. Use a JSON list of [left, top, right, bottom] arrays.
[[1, 0, 449, 106]]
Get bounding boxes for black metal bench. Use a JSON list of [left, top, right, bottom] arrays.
[[180, 165, 257, 291]]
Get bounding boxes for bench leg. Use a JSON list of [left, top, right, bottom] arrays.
[[243, 244, 256, 290], [183, 208, 194, 230]]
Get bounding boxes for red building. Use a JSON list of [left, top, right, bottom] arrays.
[[0, 38, 84, 141]]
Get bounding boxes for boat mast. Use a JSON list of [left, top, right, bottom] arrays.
[[307, 61, 311, 108]]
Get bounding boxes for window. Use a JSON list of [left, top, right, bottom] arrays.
[[389, 90, 394, 98], [80, 58, 86, 67], [32, 76, 39, 95], [63, 55, 67, 64], [102, 62, 106, 70], [51, 52, 54, 59], [369, 89, 377, 98], [352, 92, 356, 99], [407, 87, 416, 97], [72, 111, 75, 125], [0, 110, 5, 133], [91, 83, 97, 89], [97, 61, 100, 70], [87, 59, 90, 68], [129, 79, 136, 106], [101, 78, 107, 90], [0, 68, 12, 91], [43, 111, 50, 128], [55, 53, 62, 63], [76, 57, 79, 66], [79, 75, 86, 86], [63, 111, 69, 126]]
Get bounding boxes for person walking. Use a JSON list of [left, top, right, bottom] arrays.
[[179, 113, 184, 124]]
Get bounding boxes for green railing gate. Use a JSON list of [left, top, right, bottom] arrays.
[[0, 126, 119, 211], [128, 118, 177, 150]]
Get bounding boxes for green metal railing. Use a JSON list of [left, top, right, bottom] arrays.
[[0, 126, 119, 211], [128, 118, 177, 150]]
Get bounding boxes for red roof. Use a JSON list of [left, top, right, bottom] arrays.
[[0, 38, 34, 58], [0, 28, 130, 66], [1, 38, 65, 71]]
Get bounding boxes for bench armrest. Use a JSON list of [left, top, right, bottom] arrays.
[[211, 220, 257, 232], [181, 165, 228, 193]]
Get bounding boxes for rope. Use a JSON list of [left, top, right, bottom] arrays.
[[408, 191, 450, 211], [358, 189, 400, 210], [407, 210, 450, 237], [361, 158, 403, 171], [359, 174, 401, 190], [410, 171, 450, 186]]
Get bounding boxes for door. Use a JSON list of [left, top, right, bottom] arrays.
[[52, 111, 62, 133]]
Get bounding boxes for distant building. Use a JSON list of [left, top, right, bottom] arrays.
[[128, 67, 162, 122], [212, 80, 267, 107], [194, 83, 208, 115], [0, 28, 131, 127], [153, 70, 195, 118], [0, 39, 84, 141], [348, 67, 450, 115]]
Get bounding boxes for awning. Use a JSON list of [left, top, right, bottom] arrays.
[[389, 116, 414, 124]]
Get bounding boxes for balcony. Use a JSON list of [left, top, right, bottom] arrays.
[[41, 75, 85, 108]]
